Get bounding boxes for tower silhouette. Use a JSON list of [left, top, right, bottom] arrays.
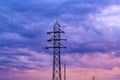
[[46, 21, 66, 80], [92, 76, 96, 80], [64, 65, 66, 80]]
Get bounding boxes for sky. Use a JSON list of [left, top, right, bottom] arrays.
[[0, 0, 120, 80]]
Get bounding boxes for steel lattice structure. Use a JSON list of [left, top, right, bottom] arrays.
[[46, 21, 66, 80]]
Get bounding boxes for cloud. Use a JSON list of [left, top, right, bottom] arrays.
[[59, 4, 120, 53], [89, 4, 120, 42], [0, 48, 52, 71], [0, 32, 29, 41], [62, 52, 120, 69], [1, 47, 120, 73]]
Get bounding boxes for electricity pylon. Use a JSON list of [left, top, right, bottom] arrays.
[[46, 21, 66, 80]]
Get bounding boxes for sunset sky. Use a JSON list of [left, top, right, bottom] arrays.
[[0, 0, 120, 80]]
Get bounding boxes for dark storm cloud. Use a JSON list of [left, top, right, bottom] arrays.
[[0, 0, 120, 71]]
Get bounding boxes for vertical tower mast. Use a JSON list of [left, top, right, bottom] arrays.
[[64, 65, 66, 80], [46, 21, 66, 80], [92, 76, 96, 80]]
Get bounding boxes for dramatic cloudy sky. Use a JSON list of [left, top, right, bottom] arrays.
[[0, 0, 120, 80]]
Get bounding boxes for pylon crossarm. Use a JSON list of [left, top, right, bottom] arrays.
[[45, 46, 66, 49], [47, 39, 67, 42], [47, 31, 65, 34]]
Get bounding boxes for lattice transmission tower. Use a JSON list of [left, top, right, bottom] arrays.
[[46, 21, 66, 80]]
